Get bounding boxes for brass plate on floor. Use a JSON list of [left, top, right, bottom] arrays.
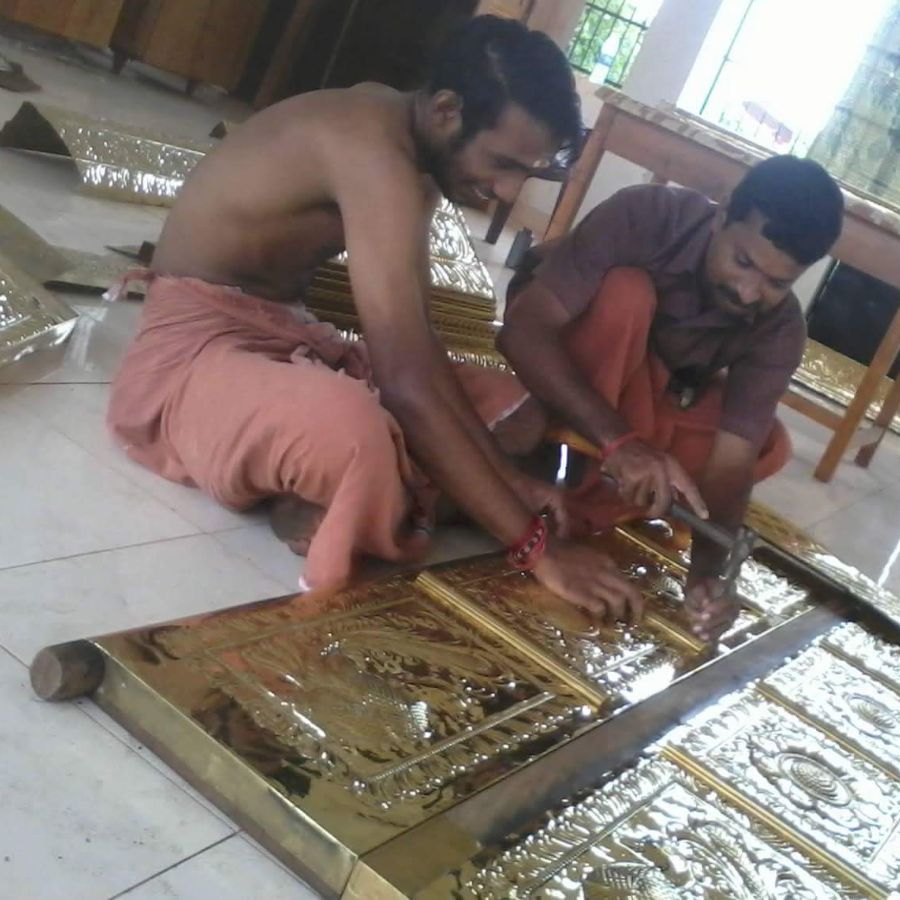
[[0, 102, 212, 207], [760, 642, 900, 778], [663, 690, 900, 896], [93, 572, 600, 895], [0, 250, 77, 368], [626, 501, 900, 632], [418, 533, 703, 708], [421, 757, 852, 899], [618, 517, 813, 626], [824, 621, 900, 693], [0, 202, 137, 294]]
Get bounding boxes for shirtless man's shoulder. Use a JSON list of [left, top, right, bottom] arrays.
[[153, 84, 433, 299]]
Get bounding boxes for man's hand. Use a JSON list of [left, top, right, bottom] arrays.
[[533, 539, 645, 624], [603, 439, 707, 519], [507, 471, 569, 538], [684, 575, 739, 643]]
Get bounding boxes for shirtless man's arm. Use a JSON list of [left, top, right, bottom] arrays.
[[330, 128, 641, 621]]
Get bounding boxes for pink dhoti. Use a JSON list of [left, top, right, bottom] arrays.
[[107, 275, 524, 589]]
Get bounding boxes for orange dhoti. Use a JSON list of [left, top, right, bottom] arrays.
[[107, 275, 525, 590], [561, 267, 791, 534]]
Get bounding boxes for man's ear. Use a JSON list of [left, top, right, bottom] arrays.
[[712, 203, 728, 231], [427, 89, 464, 139]]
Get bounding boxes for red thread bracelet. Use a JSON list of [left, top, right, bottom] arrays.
[[507, 516, 548, 570], [600, 430, 639, 462]]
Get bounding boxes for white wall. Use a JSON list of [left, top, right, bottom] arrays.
[[515, 0, 727, 231]]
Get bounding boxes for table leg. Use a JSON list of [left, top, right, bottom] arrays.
[[544, 104, 616, 241], [815, 306, 900, 481], [855, 372, 900, 467]]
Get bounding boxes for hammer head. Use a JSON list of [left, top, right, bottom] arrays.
[[719, 525, 757, 590]]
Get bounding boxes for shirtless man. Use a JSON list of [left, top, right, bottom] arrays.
[[108, 16, 656, 619]]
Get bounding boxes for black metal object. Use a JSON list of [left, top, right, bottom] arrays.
[[807, 261, 900, 378]]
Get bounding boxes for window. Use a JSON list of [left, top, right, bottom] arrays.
[[566, 0, 663, 87], [687, 0, 891, 155]]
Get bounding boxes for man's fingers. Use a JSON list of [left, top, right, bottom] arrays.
[[632, 476, 651, 511], [666, 460, 708, 519], [647, 467, 671, 518]]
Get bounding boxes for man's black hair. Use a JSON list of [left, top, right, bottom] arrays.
[[726, 155, 844, 265], [428, 15, 582, 161]]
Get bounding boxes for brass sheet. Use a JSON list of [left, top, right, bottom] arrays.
[[53, 531, 900, 896], [760, 642, 900, 778], [793, 338, 900, 434], [663, 689, 900, 896], [93, 571, 597, 890], [627, 501, 900, 631], [824, 621, 900, 694], [0, 102, 212, 207], [0, 250, 78, 368], [422, 757, 852, 898], [326, 198, 495, 305], [0, 202, 137, 294], [416, 534, 702, 709], [620, 519, 814, 626]]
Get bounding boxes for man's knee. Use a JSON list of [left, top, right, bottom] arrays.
[[320, 381, 399, 465], [594, 267, 657, 322]]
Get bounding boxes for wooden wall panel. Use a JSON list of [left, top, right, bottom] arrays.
[[0, 0, 125, 47], [66, 0, 126, 48], [194, 0, 269, 91], [113, 0, 269, 91]]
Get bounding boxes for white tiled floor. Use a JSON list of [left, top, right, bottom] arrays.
[[0, 24, 898, 900]]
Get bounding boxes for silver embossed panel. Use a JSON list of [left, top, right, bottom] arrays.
[[665, 690, 900, 893]]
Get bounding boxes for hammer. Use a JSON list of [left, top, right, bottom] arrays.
[[548, 426, 757, 593]]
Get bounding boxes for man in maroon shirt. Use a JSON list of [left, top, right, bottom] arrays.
[[499, 155, 844, 640]]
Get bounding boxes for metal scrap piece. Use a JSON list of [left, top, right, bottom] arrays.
[[0, 251, 77, 368], [0, 102, 213, 207]]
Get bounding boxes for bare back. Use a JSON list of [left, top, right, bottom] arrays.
[[153, 85, 422, 301]]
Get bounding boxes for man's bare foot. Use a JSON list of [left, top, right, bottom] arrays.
[[269, 495, 325, 556]]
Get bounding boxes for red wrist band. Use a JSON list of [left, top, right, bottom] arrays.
[[507, 516, 548, 570], [600, 430, 639, 462]]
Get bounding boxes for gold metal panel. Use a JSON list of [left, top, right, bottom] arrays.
[[663, 690, 900, 896], [422, 757, 851, 898], [327, 198, 495, 306], [760, 643, 900, 778], [627, 502, 900, 631], [824, 622, 900, 694], [93, 573, 595, 873], [618, 519, 813, 624], [0, 202, 137, 295], [794, 338, 900, 434], [0, 102, 212, 207], [419, 535, 703, 708], [0, 251, 78, 368]]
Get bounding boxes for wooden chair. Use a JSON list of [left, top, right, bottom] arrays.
[[485, 125, 590, 245]]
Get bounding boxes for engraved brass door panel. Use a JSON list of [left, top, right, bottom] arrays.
[[420, 758, 852, 899], [663, 691, 900, 896], [761, 642, 900, 779], [94, 574, 597, 866]]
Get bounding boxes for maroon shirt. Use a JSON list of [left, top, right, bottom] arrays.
[[508, 184, 806, 447]]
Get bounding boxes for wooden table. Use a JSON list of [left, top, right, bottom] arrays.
[[546, 87, 900, 482]]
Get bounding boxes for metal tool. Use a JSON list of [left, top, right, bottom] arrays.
[[549, 426, 757, 592]]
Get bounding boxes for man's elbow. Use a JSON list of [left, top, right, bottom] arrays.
[[497, 318, 528, 365]]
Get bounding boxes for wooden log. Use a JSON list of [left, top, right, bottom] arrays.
[[30, 640, 105, 701]]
